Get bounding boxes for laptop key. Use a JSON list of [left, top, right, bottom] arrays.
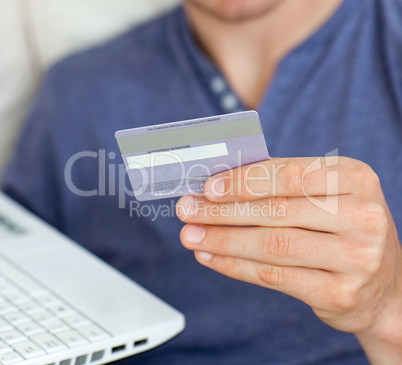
[[17, 301, 43, 315], [0, 318, 12, 332], [34, 293, 59, 306], [47, 302, 76, 318], [0, 340, 12, 353], [3, 290, 30, 305], [56, 330, 89, 348], [3, 311, 30, 325], [29, 310, 56, 324], [12, 341, 46, 359], [0, 301, 16, 315], [15, 321, 45, 336], [0, 351, 23, 364], [0, 330, 27, 344], [31, 333, 67, 353], [78, 325, 109, 342], [62, 314, 90, 329], [0, 282, 15, 294], [42, 320, 69, 334]]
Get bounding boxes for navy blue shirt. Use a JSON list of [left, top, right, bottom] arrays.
[[2, 0, 402, 364]]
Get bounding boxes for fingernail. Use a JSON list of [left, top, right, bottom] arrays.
[[211, 178, 225, 197], [197, 252, 213, 262], [183, 225, 206, 245], [177, 196, 197, 219]]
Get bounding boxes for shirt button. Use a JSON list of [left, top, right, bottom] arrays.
[[210, 77, 226, 94], [221, 93, 238, 111]]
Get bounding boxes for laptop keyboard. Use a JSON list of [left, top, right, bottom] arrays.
[[0, 257, 110, 364]]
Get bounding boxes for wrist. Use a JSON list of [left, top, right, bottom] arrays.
[[356, 275, 402, 364]]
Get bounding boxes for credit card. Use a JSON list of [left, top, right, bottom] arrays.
[[115, 110, 269, 201]]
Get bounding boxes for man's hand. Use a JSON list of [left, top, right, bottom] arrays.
[[176, 157, 402, 364]]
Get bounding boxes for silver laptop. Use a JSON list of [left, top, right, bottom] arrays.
[[0, 192, 185, 365]]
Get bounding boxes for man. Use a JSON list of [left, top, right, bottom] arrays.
[[2, 0, 402, 364]]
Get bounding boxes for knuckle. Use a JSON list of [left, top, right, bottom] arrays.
[[368, 203, 389, 236], [273, 196, 289, 218], [241, 163, 269, 198], [267, 228, 291, 258], [362, 247, 383, 276], [362, 202, 389, 237], [332, 281, 360, 312], [351, 198, 389, 238], [258, 265, 285, 287], [284, 160, 304, 194], [369, 171, 382, 191], [222, 257, 239, 278], [354, 161, 373, 177], [338, 156, 349, 166], [355, 244, 383, 277], [354, 163, 381, 191], [260, 197, 288, 222]]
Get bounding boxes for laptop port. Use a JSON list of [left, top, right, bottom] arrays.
[[134, 339, 148, 347], [111, 345, 126, 353]]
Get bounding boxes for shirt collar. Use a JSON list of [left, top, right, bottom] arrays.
[[176, 7, 245, 114], [172, 0, 356, 114]]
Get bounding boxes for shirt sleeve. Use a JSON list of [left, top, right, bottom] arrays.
[[1, 69, 65, 230]]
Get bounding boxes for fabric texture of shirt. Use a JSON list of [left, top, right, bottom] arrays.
[[2, 0, 402, 364]]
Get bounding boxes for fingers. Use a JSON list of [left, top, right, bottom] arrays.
[[193, 252, 337, 310], [202, 157, 379, 203], [181, 225, 358, 273], [177, 194, 366, 233]]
